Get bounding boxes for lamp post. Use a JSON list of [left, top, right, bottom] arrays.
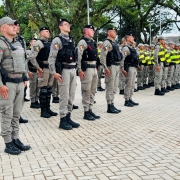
[[149, 21, 153, 45], [160, 10, 162, 35], [87, 0, 90, 24]]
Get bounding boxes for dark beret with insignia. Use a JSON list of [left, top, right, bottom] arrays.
[[107, 27, 116, 31], [14, 20, 20, 25], [29, 37, 37, 42], [58, 18, 70, 25], [83, 25, 94, 30], [39, 27, 50, 32], [125, 32, 133, 36]]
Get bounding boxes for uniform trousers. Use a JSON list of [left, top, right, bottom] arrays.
[[97, 65, 104, 88], [173, 64, 180, 85], [52, 78, 59, 98], [161, 66, 168, 88], [154, 62, 163, 89], [119, 70, 125, 90], [167, 65, 175, 87]]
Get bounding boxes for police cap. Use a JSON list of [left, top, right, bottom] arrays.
[[157, 35, 165, 40], [144, 44, 149, 47], [0, 16, 17, 26], [138, 43, 144, 47], [98, 41, 103, 45], [168, 41, 175, 45], [150, 44, 155, 47], [83, 25, 94, 30], [175, 43, 180, 46], [121, 37, 126, 42], [58, 18, 70, 25], [39, 27, 50, 32], [107, 27, 116, 31]]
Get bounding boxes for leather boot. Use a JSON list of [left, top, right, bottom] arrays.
[[107, 104, 119, 113], [166, 86, 175, 91], [30, 102, 40, 109], [154, 89, 165, 95], [111, 103, 121, 113], [89, 109, 100, 119], [161, 87, 169, 93], [66, 113, 80, 128], [39, 87, 51, 118], [52, 97, 59, 103], [97, 86, 105, 91], [19, 116, 28, 123], [119, 90, 124, 94], [47, 87, 58, 116], [129, 99, 139, 106], [5, 141, 21, 155], [124, 100, 134, 107], [59, 116, 72, 130], [12, 139, 31, 151], [84, 111, 95, 121], [137, 86, 144, 90], [73, 104, 79, 109]]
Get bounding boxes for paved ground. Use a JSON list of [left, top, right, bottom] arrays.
[[1, 78, 180, 180]]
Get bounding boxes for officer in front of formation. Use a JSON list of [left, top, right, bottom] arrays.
[[121, 33, 139, 107], [0, 17, 30, 155], [154, 35, 166, 95], [100, 27, 122, 113], [48, 18, 80, 130], [77, 25, 100, 121], [28, 27, 57, 118]]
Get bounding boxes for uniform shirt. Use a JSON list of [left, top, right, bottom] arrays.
[[28, 39, 48, 69], [154, 43, 161, 66], [100, 38, 114, 70], [77, 36, 96, 72], [48, 33, 75, 74]]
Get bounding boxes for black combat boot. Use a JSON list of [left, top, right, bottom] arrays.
[[12, 139, 31, 151], [119, 90, 124, 94], [84, 111, 95, 120], [47, 87, 58, 116], [172, 84, 179, 89], [19, 116, 28, 123], [5, 141, 21, 155], [39, 87, 51, 118], [89, 109, 100, 119], [124, 100, 134, 107], [30, 102, 40, 109], [66, 113, 80, 128], [129, 99, 139, 106], [73, 104, 79, 109], [97, 86, 105, 91], [137, 86, 144, 90], [59, 116, 72, 130], [166, 86, 175, 91], [154, 89, 165, 96], [134, 88, 139, 92], [161, 88, 169, 93], [107, 104, 120, 113], [111, 103, 121, 113], [52, 97, 59, 103]]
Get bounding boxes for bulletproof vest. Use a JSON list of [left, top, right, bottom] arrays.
[[56, 36, 76, 63], [0, 36, 26, 73], [106, 39, 123, 65], [36, 40, 51, 62], [124, 46, 138, 67], [81, 36, 98, 61], [16, 35, 25, 49]]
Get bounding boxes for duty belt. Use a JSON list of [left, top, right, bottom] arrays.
[[63, 64, 76, 69], [29, 67, 37, 72], [112, 62, 120, 66], [6, 77, 24, 83], [86, 64, 96, 68]]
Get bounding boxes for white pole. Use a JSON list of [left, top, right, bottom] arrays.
[[87, 0, 90, 24], [160, 10, 162, 34], [150, 22, 151, 45]]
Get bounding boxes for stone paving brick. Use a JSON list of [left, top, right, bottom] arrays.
[[96, 174, 109, 180]]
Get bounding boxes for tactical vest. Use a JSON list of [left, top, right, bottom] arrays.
[[170, 49, 177, 64], [56, 36, 76, 63], [0, 36, 26, 73], [106, 39, 122, 66], [164, 49, 171, 63], [81, 36, 98, 61], [36, 40, 51, 62], [144, 51, 151, 65], [157, 44, 165, 62], [150, 50, 155, 64], [138, 50, 145, 63], [124, 46, 138, 67], [98, 49, 101, 58], [17, 35, 25, 49]]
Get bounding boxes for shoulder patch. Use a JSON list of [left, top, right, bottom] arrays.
[[79, 45, 84, 50], [103, 46, 108, 51], [33, 45, 40, 52], [0, 47, 3, 53], [53, 42, 59, 50]]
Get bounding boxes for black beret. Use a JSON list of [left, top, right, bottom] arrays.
[[83, 25, 94, 30], [125, 32, 133, 36], [14, 20, 20, 25], [107, 27, 116, 31], [39, 27, 50, 32], [59, 18, 70, 25], [29, 37, 37, 41]]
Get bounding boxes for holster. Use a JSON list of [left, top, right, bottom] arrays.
[[55, 62, 63, 75], [124, 63, 129, 73], [0, 69, 7, 85], [81, 61, 87, 71]]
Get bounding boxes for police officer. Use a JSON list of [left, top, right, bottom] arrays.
[[97, 41, 105, 91], [0, 17, 30, 155], [48, 18, 80, 130], [77, 25, 100, 120], [122, 33, 139, 107], [28, 27, 57, 118], [100, 27, 122, 113], [154, 36, 166, 95], [119, 37, 126, 94], [27, 38, 41, 109]]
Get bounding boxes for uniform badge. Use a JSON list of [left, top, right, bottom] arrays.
[[80, 45, 84, 50], [124, 51, 127, 55], [33, 45, 40, 52], [53, 43, 59, 50], [0, 47, 3, 53], [103, 46, 108, 51]]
